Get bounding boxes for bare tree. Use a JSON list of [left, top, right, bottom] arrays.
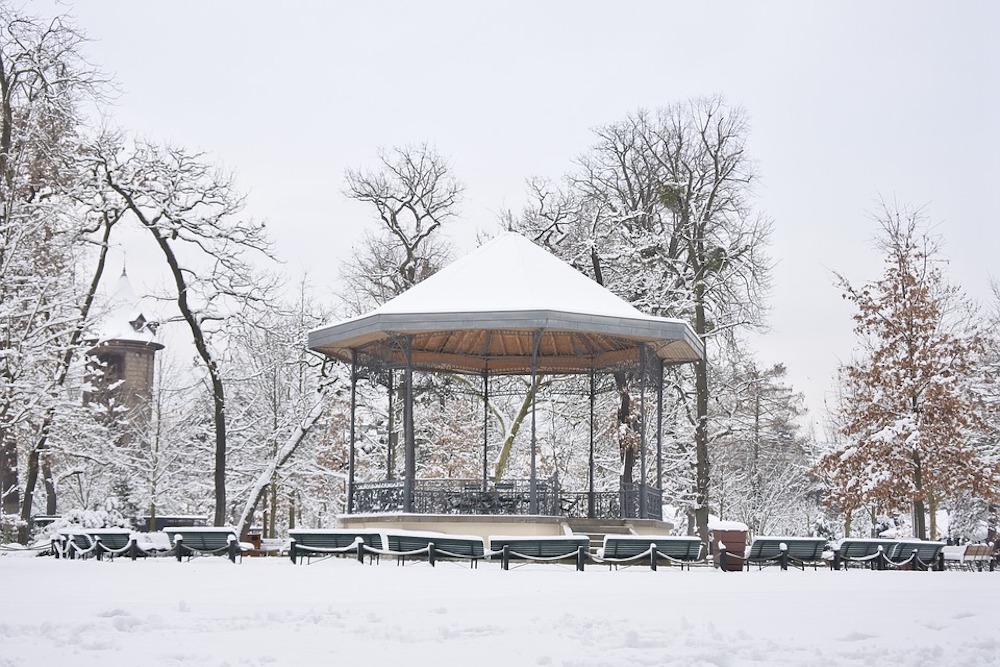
[[224, 284, 341, 537], [343, 144, 462, 300], [89, 134, 275, 526], [338, 144, 466, 493], [339, 144, 461, 315], [710, 348, 814, 536], [512, 97, 772, 541], [0, 4, 113, 540]]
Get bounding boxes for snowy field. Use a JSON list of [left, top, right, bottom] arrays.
[[1, 554, 998, 667]]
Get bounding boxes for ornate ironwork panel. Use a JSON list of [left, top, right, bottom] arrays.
[[352, 478, 661, 520], [354, 480, 405, 513]]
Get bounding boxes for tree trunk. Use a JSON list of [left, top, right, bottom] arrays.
[[928, 493, 938, 541], [912, 449, 926, 540], [211, 383, 227, 526], [17, 213, 116, 541], [42, 456, 56, 515], [693, 357, 710, 543], [613, 371, 637, 485], [17, 447, 39, 543], [0, 431, 19, 518], [268, 483, 277, 539], [493, 376, 543, 481]]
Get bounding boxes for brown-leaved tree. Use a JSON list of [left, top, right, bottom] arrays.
[[816, 203, 995, 539]]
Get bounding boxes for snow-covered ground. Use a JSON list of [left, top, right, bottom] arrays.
[[1, 553, 998, 666]]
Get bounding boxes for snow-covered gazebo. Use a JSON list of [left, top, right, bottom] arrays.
[[309, 233, 703, 521]]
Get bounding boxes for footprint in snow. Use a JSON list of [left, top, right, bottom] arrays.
[[836, 632, 877, 642], [96, 608, 128, 618]]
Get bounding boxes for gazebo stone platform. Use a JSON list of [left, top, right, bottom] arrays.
[[338, 513, 675, 546]]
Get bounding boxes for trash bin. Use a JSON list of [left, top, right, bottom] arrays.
[[246, 528, 262, 556], [709, 520, 748, 571]]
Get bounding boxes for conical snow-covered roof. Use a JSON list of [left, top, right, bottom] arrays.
[[91, 269, 164, 349], [309, 233, 702, 374]]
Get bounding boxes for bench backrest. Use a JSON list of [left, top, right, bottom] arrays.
[[489, 536, 589, 558], [964, 543, 994, 561], [604, 536, 702, 560], [60, 530, 132, 551], [89, 531, 133, 549], [837, 539, 897, 559], [168, 529, 235, 551], [384, 532, 485, 558], [891, 540, 944, 562], [289, 530, 384, 551], [430, 536, 485, 558], [748, 537, 827, 561], [60, 532, 93, 550]]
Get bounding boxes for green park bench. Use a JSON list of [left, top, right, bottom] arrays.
[[489, 535, 590, 571], [288, 529, 384, 564], [599, 535, 704, 570]]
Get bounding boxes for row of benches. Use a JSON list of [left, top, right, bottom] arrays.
[[288, 530, 704, 570], [46, 526, 994, 573], [719, 537, 948, 571], [52, 527, 249, 563]]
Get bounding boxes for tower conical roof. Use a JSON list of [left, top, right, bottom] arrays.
[[91, 269, 163, 349]]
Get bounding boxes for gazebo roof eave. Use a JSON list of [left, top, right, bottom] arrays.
[[308, 308, 704, 373]]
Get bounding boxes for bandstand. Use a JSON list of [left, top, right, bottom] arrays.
[[308, 234, 703, 534]]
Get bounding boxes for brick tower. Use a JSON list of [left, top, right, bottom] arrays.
[[85, 269, 164, 425]]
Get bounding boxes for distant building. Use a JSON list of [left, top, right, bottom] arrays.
[[84, 269, 164, 427]]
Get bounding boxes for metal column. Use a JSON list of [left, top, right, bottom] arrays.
[[347, 350, 357, 514], [656, 358, 664, 498], [482, 369, 489, 491], [588, 369, 596, 519], [529, 330, 541, 515], [638, 345, 648, 518], [387, 368, 394, 479], [403, 336, 415, 513]]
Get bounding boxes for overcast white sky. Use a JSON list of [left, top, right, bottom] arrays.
[[45, 0, 1000, 428]]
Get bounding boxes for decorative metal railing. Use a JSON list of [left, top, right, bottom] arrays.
[[352, 478, 662, 520]]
